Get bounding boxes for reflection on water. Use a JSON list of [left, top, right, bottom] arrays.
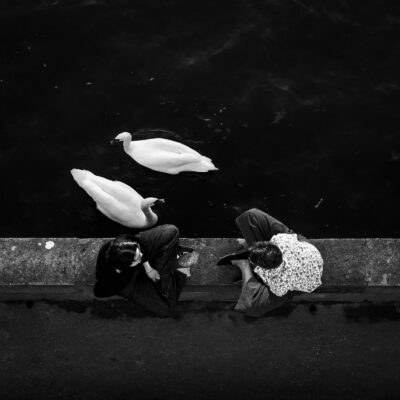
[[0, 0, 399, 237]]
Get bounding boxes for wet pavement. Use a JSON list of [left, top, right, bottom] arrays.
[[1, 301, 400, 400]]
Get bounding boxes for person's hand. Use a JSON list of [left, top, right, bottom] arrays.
[[231, 259, 250, 270], [236, 238, 248, 248], [146, 268, 160, 282]]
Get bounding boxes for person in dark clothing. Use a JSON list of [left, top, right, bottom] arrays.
[[94, 224, 187, 317]]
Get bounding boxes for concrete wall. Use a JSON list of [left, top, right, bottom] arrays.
[[0, 238, 399, 287]]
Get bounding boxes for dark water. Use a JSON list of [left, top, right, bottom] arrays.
[[1, 0, 399, 238]]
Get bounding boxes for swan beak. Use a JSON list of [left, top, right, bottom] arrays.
[[110, 139, 118, 145], [154, 199, 166, 205]]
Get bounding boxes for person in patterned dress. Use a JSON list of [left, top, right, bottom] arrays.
[[219, 208, 323, 316]]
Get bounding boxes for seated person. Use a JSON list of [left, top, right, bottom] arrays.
[[221, 208, 323, 316], [94, 224, 187, 318]]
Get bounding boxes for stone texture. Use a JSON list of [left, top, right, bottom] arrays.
[[0, 238, 399, 287], [364, 239, 400, 286], [74, 239, 107, 284], [311, 239, 370, 286], [180, 238, 246, 285], [0, 238, 80, 285], [311, 239, 400, 287]]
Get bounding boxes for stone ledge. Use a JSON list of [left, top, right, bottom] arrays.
[[0, 238, 399, 289], [2, 286, 400, 303]]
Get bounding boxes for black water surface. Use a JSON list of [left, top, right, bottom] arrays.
[[1, 0, 399, 237]]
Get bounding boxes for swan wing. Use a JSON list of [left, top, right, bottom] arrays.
[[123, 139, 217, 174], [176, 157, 219, 173], [71, 169, 144, 226], [80, 180, 145, 226], [140, 151, 203, 172], [82, 173, 142, 203], [107, 180, 143, 203], [74, 178, 130, 216], [136, 138, 202, 156]]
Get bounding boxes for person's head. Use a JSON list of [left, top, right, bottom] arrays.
[[107, 236, 143, 273], [248, 241, 283, 270]]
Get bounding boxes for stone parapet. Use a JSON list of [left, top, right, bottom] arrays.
[[0, 238, 399, 288]]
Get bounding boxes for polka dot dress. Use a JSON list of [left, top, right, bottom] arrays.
[[254, 234, 323, 297]]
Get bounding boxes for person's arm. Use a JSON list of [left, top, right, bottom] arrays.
[[135, 224, 179, 261], [143, 261, 160, 282]]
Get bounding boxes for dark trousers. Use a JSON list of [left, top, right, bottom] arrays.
[[121, 227, 186, 318], [236, 208, 309, 245]]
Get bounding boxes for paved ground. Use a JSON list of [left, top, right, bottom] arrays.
[[1, 300, 400, 400]]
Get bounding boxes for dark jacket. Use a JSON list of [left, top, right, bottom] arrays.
[[93, 225, 179, 298]]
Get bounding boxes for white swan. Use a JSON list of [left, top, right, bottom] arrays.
[[71, 169, 163, 229], [114, 132, 218, 175]]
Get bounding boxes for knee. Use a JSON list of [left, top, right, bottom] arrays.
[[162, 224, 179, 241], [164, 224, 179, 235], [246, 208, 264, 219], [236, 208, 264, 225]]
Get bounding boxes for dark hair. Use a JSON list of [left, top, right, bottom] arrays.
[[248, 241, 282, 270], [106, 236, 140, 271]]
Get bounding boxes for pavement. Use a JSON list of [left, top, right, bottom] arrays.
[[1, 300, 400, 400], [1, 237, 399, 399]]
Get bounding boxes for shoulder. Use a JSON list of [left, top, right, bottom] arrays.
[[97, 240, 112, 264], [271, 233, 297, 246], [95, 241, 114, 279]]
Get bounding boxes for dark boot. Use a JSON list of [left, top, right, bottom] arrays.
[[217, 250, 249, 266]]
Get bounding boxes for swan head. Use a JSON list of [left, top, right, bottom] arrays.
[[141, 197, 165, 210], [114, 132, 132, 142]]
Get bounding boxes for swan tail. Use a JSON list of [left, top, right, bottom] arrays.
[[71, 172, 118, 209], [180, 159, 219, 173], [200, 157, 218, 171], [70, 169, 93, 186], [71, 169, 109, 203]]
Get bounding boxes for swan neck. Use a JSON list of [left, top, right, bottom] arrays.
[[122, 137, 131, 152], [141, 205, 158, 225]]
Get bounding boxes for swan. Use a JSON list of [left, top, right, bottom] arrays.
[[71, 169, 164, 229], [113, 132, 218, 175]]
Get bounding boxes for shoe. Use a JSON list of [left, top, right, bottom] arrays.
[[177, 245, 194, 257], [177, 251, 198, 268], [217, 250, 249, 266]]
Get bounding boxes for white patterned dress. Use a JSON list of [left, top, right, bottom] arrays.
[[253, 233, 323, 297]]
